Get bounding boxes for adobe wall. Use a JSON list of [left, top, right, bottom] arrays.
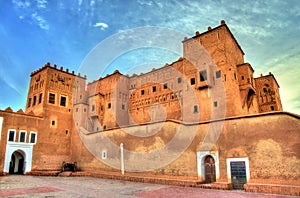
[[70, 112, 300, 185]]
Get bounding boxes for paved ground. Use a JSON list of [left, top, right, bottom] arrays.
[[0, 175, 297, 197]]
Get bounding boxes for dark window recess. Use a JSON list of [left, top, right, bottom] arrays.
[[271, 106, 275, 111], [20, 132, 26, 142], [216, 70, 221, 78], [66, 130, 68, 135], [234, 73, 237, 80], [30, 133, 36, 143], [164, 83, 168, 89], [60, 96, 67, 107], [51, 120, 55, 126], [33, 96, 37, 105], [214, 101, 218, 107], [8, 131, 14, 141], [103, 125, 107, 130], [224, 74, 226, 81], [108, 103, 111, 109], [152, 86, 156, 92], [92, 105, 95, 111], [178, 77, 182, 83], [27, 98, 32, 107], [193, 105, 198, 113], [84, 108, 86, 112], [122, 104, 125, 110], [190, 78, 196, 85], [49, 93, 55, 104], [39, 93, 42, 103], [200, 70, 207, 81], [141, 90, 145, 95], [100, 106, 103, 111], [241, 76, 245, 80]]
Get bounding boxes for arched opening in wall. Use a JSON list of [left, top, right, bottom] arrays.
[[9, 150, 25, 175], [204, 155, 216, 183]]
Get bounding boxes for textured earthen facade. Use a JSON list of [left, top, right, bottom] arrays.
[[0, 21, 298, 195]]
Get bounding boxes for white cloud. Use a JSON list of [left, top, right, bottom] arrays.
[[31, 12, 49, 30], [12, 0, 30, 8], [36, 0, 47, 9], [93, 22, 108, 30]]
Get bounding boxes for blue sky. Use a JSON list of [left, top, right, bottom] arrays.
[[0, 0, 299, 114]]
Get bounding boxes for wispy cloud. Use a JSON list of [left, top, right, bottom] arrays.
[[36, 0, 47, 9], [93, 22, 108, 30], [12, 0, 30, 9], [31, 12, 49, 30]]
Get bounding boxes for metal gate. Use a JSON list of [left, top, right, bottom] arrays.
[[230, 161, 247, 189]]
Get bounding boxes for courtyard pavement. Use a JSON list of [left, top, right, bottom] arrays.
[[0, 175, 297, 197]]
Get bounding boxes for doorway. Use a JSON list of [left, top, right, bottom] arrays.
[[9, 151, 25, 175], [230, 161, 247, 189], [204, 155, 216, 183]]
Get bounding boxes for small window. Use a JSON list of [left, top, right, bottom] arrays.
[[224, 74, 226, 81], [39, 93, 43, 104], [178, 77, 182, 83], [190, 78, 195, 85], [60, 96, 67, 107], [33, 95, 37, 106], [152, 86, 156, 92], [19, 131, 26, 142], [200, 70, 207, 81], [214, 101, 218, 107], [241, 76, 245, 80], [216, 70, 221, 78], [49, 93, 55, 104], [76, 108, 78, 112], [30, 132, 37, 144], [141, 90, 145, 95], [92, 105, 95, 111], [66, 130, 68, 135], [51, 120, 56, 126], [27, 98, 32, 107], [163, 83, 168, 89], [122, 104, 125, 110], [193, 105, 198, 113], [234, 73, 237, 80], [108, 103, 111, 109], [271, 106, 275, 111], [8, 130, 15, 142], [102, 150, 107, 159]]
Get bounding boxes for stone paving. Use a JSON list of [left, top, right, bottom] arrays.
[[0, 175, 298, 197]]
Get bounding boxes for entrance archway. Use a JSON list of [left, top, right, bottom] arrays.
[[204, 155, 216, 183], [9, 151, 25, 175]]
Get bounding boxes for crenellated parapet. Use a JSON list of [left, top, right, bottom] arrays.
[[30, 62, 86, 79]]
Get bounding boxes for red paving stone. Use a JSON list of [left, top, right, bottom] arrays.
[[0, 186, 61, 197], [135, 186, 292, 198]]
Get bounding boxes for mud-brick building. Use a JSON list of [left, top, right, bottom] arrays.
[[0, 20, 299, 196]]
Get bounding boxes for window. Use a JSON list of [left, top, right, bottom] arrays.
[[27, 98, 32, 107], [200, 70, 207, 81], [39, 93, 42, 103], [241, 76, 245, 80], [122, 104, 125, 110], [178, 77, 182, 83], [30, 132, 37, 144], [49, 93, 55, 104], [19, 131, 26, 142], [141, 90, 145, 95], [216, 70, 221, 78], [214, 101, 218, 107], [33, 95, 37, 106], [8, 130, 15, 142], [152, 86, 156, 92], [51, 120, 56, 126], [163, 83, 168, 89], [92, 105, 95, 111], [224, 74, 226, 81], [271, 106, 275, 111], [193, 105, 198, 113], [108, 103, 111, 109], [190, 78, 195, 85], [102, 150, 107, 159], [60, 96, 67, 107], [234, 73, 237, 80]]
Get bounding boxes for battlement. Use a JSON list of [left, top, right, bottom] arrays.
[[30, 62, 86, 79]]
